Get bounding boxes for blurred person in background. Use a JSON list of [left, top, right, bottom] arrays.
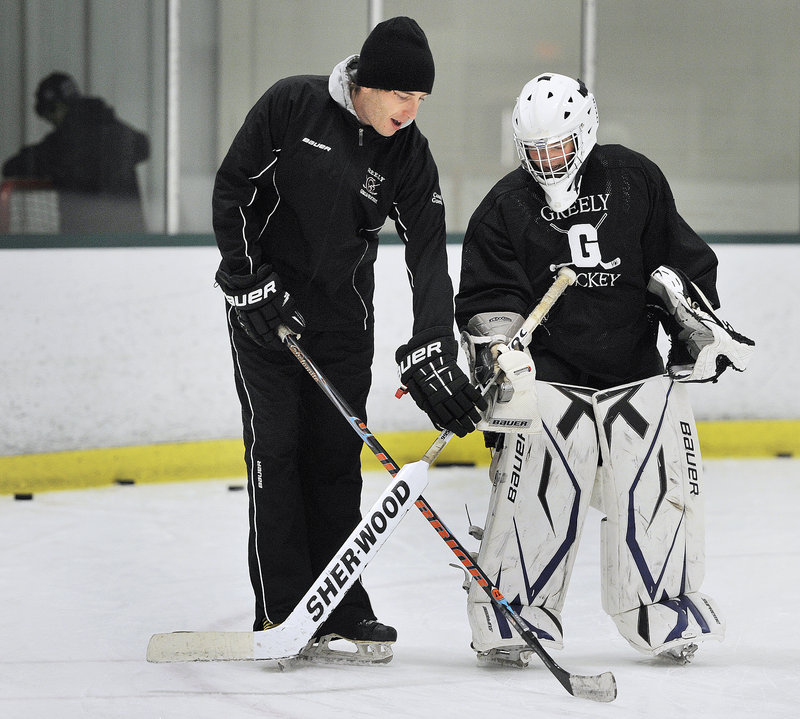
[[2, 72, 150, 232]]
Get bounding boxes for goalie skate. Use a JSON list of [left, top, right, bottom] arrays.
[[658, 642, 699, 665], [475, 644, 533, 668]]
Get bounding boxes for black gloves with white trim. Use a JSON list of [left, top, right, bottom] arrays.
[[216, 265, 305, 349], [396, 330, 487, 437]]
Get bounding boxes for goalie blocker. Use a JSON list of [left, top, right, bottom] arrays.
[[460, 312, 542, 434]]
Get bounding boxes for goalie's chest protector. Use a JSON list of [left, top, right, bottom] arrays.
[[520, 160, 651, 302]]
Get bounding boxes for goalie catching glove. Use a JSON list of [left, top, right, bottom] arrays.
[[396, 330, 487, 437], [216, 265, 305, 349], [647, 265, 754, 383]]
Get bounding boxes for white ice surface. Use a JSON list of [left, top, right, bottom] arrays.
[[2, 458, 799, 718]]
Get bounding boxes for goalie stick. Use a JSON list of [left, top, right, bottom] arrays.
[[147, 269, 615, 701]]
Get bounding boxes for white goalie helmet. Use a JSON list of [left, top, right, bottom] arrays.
[[512, 73, 599, 212]]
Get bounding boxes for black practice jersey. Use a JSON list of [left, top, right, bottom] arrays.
[[455, 144, 719, 388], [213, 73, 453, 338]]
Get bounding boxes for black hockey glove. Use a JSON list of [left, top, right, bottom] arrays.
[[216, 265, 305, 349], [396, 331, 488, 438]]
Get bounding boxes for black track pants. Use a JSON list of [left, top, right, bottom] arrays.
[[226, 306, 377, 632]]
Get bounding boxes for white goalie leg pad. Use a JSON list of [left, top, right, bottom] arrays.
[[611, 591, 724, 659], [593, 375, 725, 656], [467, 381, 598, 652]]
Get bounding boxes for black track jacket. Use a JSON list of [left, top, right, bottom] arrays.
[[455, 144, 719, 387], [213, 61, 454, 340]]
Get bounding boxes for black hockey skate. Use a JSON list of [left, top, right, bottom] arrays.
[[291, 619, 397, 666]]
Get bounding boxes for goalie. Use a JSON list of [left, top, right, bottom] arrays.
[[454, 73, 754, 666]]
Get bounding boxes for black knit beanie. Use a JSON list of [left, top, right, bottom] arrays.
[[356, 16, 435, 94]]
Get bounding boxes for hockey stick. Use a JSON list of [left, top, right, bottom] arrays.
[[278, 268, 615, 702]]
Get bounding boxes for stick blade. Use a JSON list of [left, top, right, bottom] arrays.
[[146, 631, 257, 662], [568, 671, 618, 703], [146, 624, 307, 663]]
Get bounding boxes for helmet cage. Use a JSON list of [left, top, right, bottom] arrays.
[[515, 130, 581, 187]]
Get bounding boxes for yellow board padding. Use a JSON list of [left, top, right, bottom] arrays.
[[1, 420, 797, 496], [691, 419, 798, 458]]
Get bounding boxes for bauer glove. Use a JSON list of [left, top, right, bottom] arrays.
[[216, 265, 305, 349], [396, 330, 487, 437], [647, 265, 754, 382]]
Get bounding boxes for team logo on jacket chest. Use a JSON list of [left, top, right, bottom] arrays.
[[545, 193, 622, 287], [360, 167, 384, 204]]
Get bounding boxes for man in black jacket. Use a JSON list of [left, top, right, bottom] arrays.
[[455, 73, 753, 667], [2, 72, 149, 233], [212, 17, 485, 663]]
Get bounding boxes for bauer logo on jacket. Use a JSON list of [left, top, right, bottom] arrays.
[[301, 136, 331, 152]]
